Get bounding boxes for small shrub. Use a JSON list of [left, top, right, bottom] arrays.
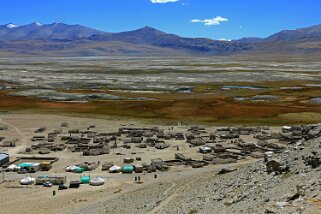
[[188, 208, 198, 214], [114, 188, 122, 194], [281, 171, 293, 179]]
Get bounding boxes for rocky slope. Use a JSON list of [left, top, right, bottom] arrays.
[[157, 137, 321, 214]]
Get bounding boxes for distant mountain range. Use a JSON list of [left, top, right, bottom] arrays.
[[0, 22, 104, 41], [0, 22, 321, 56]]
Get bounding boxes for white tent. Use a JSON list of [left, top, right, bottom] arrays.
[[6, 164, 20, 172], [109, 165, 121, 173], [65, 165, 77, 172], [90, 177, 105, 186], [20, 177, 35, 185]]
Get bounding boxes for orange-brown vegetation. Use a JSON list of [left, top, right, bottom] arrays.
[[1, 88, 320, 125]]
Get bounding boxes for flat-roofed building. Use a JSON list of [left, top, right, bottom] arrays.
[[0, 153, 9, 166]]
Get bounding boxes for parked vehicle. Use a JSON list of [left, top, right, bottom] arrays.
[[43, 182, 53, 187], [18, 169, 28, 174], [58, 184, 68, 190]]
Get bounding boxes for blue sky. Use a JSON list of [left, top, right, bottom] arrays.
[[1, 0, 321, 40]]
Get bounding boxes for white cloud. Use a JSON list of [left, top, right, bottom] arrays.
[[191, 16, 228, 26], [151, 0, 179, 3]]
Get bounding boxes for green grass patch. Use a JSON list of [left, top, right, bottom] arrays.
[[278, 112, 321, 124]]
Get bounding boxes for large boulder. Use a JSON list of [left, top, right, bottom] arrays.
[[307, 126, 321, 139], [266, 159, 289, 174], [303, 154, 321, 168]]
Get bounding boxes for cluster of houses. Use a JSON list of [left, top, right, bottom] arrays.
[[27, 124, 183, 156], [2, 121, 321, 177], [23, 123, 321, 160], [10, 123, 320, 189]]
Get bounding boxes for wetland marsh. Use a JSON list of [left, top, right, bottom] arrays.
[[0, 56, 320, 125]]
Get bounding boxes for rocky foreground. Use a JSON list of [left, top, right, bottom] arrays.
[[68, 127, 321, 214]]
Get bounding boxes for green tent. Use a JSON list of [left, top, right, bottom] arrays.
[[122, 165, 134, 173], [80, 176, 90, 184], [18, 163, 34, 167], [74, 167, 84, 173]]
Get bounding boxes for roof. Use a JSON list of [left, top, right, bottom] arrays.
[[0, 153, 9, 160], [200, 146, 211, 150], [18, 162, 40, 167], [41, 162, 51, 164]]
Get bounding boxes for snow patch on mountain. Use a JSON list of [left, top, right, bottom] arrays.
[[6, 23, 19, 28]]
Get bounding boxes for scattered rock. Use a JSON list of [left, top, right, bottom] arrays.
[[303, 155, 321, 168], [275, 202, 289, 209], [287, 192, 301, 201], [218, 167, 237, 175]]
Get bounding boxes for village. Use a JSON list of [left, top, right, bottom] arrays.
[[0, 113, 319, 190], [0, 113, 320, 214]]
